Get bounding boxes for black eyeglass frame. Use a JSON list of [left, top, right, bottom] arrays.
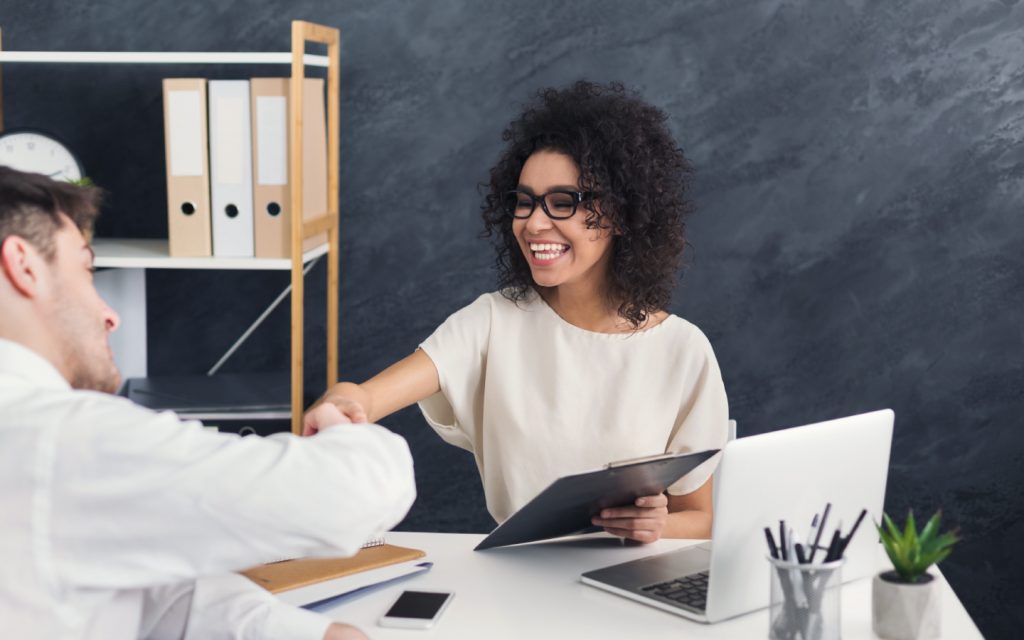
[[503, 189, 599, 220]]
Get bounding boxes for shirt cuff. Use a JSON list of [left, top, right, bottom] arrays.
[[188, 573, 334, 640], [261, 600, 333, 640]]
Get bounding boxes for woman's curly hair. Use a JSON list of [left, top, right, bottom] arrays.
[[481, 80, 694, 328]]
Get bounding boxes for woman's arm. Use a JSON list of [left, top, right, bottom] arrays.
[[591, 476, 714, 542], [305, 349, 441, 434], [663, 477, 713, 539]]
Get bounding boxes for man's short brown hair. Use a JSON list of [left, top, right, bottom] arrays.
[[0, 166, 102, 262]]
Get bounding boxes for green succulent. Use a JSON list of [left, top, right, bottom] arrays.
[[878, 509, 959, 583], [66, 176, 95, 187]]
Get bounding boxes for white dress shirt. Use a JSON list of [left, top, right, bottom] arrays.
[[0, 339, 417, 640]]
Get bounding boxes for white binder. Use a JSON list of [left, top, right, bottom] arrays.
[[208, 80, 255, 257]]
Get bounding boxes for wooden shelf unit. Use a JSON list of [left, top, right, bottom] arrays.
[[0, 21, 341, 434]]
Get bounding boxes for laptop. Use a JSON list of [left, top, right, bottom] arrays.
[[580, 409, 894, 623]]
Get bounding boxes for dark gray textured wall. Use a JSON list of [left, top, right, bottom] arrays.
[[4, 0, 1022, 636]]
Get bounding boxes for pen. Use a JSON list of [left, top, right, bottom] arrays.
[[808, 503, 831, 562], [779, 521, 788, 561], [838, 508, 868, 557], [806, 513, 819, 552], [764, 526, 780, 559]]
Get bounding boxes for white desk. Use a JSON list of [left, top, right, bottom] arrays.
[[319, 532, 982, 639]]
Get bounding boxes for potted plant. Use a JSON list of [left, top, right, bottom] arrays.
[[872, 509, 959, 640]]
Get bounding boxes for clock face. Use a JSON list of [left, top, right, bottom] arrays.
[[0, 130, 83, 182]]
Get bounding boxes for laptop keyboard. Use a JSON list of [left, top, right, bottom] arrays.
[[640, 570, 708, 611]]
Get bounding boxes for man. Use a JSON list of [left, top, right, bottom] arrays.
[[0, 166, 417, 639]]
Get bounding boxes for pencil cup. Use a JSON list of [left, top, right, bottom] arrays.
[[767, 555, 845, 640]]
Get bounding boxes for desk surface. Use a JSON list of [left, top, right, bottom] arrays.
[[318, 532, 981, 639]]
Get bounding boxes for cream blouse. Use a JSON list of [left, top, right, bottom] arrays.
[[418, 290, 729, 523]]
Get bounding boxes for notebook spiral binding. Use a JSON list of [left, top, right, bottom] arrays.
[[267, 536, 386, 564], [362, 536, 385, 549]]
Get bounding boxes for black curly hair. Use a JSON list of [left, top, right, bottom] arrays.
[[481, 80, 694, 328]]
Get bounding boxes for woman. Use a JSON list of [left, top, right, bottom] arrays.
[[305, 80, 729, 542]]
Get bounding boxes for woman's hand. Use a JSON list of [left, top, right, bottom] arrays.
[[591, 493, 669, 543], [302, 397, 368, 436]]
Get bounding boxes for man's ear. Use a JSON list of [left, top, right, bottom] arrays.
[[0, 236, 45, 299]]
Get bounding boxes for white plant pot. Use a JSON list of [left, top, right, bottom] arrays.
[[872, 570, 941, 640]]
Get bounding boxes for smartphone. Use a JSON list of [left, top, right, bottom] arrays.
[[378, 590, 454, 629]]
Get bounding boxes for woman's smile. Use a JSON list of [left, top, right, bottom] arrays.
[[527, 241, 571, 265]]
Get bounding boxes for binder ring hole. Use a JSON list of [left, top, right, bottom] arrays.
[[225, 204, 239, 218], [267, 202, 282, 217], [180, 202, 196, 216]]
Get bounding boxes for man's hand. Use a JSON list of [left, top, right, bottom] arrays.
[[302, 398, 367, 436], [591, 493, 669, 543], [323, 622, 368, 640]]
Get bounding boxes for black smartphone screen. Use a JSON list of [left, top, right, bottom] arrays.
[[385, 591, 451, 619]]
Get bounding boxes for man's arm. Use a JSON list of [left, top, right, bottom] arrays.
[[50, 394, 416, 590], [138, 574, 369, 640]]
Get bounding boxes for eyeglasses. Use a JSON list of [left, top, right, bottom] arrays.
[[502, 189, 598, 220]]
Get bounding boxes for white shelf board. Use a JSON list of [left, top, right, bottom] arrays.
[[0, 51, 329, 67], [92, 238, 328, 270], [180, 410, 291, 421]]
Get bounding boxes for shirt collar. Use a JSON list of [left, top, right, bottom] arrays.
[[0, 339, 71, 390]]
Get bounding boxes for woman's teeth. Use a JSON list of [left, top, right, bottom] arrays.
[[529, 243, 569, 260]]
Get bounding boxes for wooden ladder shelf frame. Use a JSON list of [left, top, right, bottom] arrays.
[[290, 20, 340, 434]]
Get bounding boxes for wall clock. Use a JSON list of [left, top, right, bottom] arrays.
[[0, 128, 84, 182]]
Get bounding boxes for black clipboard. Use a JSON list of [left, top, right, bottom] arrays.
[[474, 449, 719, 551]]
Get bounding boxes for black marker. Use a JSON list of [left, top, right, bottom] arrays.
[[823, 528, 842, 562], [764, 526, 779, 560], [795, 543, 808, 564]]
